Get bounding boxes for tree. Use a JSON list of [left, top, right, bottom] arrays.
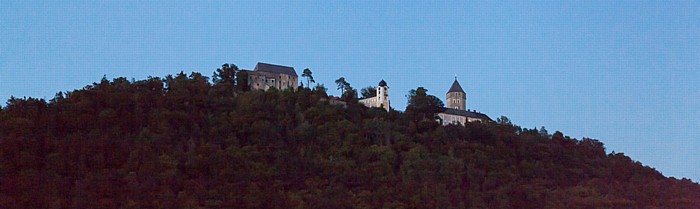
[[335, 77, 348, 95], [235, 70, 250, 92], [405, 87, 443, 121], [314, 83, 328, 97], [361, 86, 377, 99], [538, 126, 549, 137], [496, 116, 512, 125], [335, 77, 357, 101], [212, 63, 238, 95], [343, 86, 358, 101], [302, 68, 315, 88]]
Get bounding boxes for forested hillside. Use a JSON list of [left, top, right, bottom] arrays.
[[1, 66, 699, 208]]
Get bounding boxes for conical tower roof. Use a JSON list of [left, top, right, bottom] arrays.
[[378, 79, 387, 87], [448, 79, 465, 93]]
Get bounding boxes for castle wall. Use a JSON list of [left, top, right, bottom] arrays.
[[438, 112, 466, 125], [248, 71, 298, 91], [438, 112, 487, 125], [446, 92, 466, 110], [359, 97, 378, 107], [359, 85, 390, 112]]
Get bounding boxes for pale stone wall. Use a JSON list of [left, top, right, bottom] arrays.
[[359, 85, 390, 112], [438, 112, 466, 125], [446, 92, 466, 110], [438, 112, 487, 125], [248, 71, 298, 91], [359, 97, 378, 107]]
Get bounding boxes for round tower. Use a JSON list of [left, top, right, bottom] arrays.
[[377, 80, 390, 112], [446, 78, 466, 110]]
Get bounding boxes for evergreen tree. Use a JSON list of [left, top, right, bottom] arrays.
[[405, 87, 444, 121], [212, 63, 238, 95], [302, 68, 315, 88], [361, 86, 376, 99]]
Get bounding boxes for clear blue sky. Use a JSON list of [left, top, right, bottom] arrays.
[[2, 1, 699, 181]]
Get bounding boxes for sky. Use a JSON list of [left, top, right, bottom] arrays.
[[1, 1, 699, 181]]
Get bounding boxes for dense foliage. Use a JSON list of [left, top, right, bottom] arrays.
[[1, 67, 699, 208]]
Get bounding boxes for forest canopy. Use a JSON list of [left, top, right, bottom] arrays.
[[1, 64, 699, 208]]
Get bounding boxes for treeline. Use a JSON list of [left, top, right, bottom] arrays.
[[0, 65, 699, 208]]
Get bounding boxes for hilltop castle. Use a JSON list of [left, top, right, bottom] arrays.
[[357, 77, 490, 124], [359, 80, 390, 112], [243, 62, 298, 91], [242, 62, 489, 124], [437, 78, 491, 125]]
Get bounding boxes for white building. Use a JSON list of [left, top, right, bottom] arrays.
[[437, 78, 491, 125], [359, 80, 390, 112]]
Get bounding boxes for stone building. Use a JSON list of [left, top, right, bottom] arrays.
[[359, 80, 390, 112], [244, 62, 298, 91], [446, 79, 467, 111], [437, 78, 491, 125]]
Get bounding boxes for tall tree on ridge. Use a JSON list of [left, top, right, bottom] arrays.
[[302, 68, 315, 88], [335, 77, 348, 95], [406, 87, 444, 121], [212, 63, 238, 95]]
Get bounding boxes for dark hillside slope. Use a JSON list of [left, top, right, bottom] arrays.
[[1, 72, 699, 208]]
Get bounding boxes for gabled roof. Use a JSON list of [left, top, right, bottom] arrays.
[[448, 79, 465, 93], [254, 62, 298, 76], [441, 108, 492, 121]]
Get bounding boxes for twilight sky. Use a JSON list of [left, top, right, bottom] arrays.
[[1, 1, 699, 181]]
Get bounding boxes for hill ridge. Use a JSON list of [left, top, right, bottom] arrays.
[[1, 68, 699, 208]]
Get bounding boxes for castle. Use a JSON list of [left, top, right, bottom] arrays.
[[243, 62, 489, 124], [437, 78, 491, 125], [243, 62, 298, 91], [359, 80, 391, 112]]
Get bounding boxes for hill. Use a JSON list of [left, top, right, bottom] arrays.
[[1, 69, 699, 208]]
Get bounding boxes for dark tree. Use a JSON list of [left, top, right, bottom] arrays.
[[405, 87, 444, 120], [302, 68, 315, 88], [314, 83, 328, 97], [235, 70, 250, 92], [212, 63, 239, 96], [361, 86, 376, 99], [335, 77, 348, 95], [343, 86, 358, 101], [334, 77, 357, 101]]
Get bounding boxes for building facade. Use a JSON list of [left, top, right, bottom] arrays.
[[359, 80, 390, 112], [245, 62, 298, 91], [437, 78, 491, 125], [446, 80, 466, 111]]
